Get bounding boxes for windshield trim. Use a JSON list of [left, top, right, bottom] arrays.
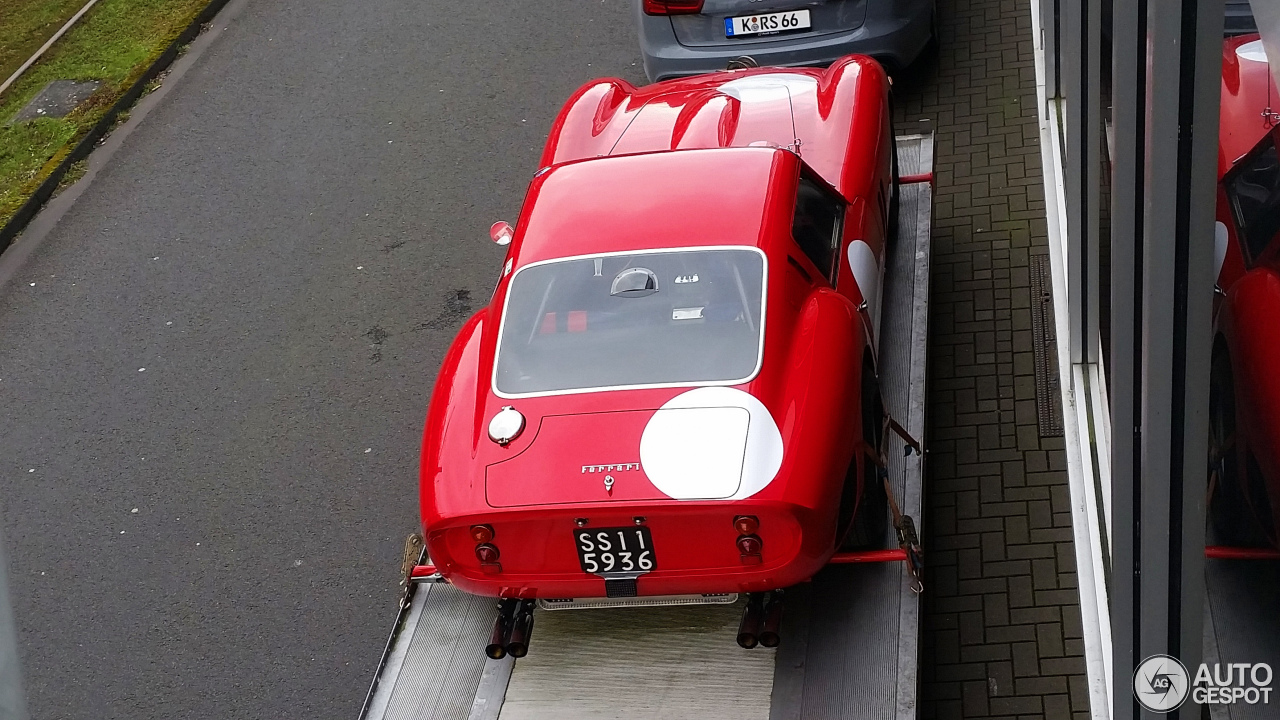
[[491, 245, 769, 400]]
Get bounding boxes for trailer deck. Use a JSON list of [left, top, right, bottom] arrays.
[[1204, 556, 1280, 720], [359, 131, 934, 720]]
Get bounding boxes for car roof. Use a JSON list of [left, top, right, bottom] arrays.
[[511, 147, 796, 266], [1220, 34, 1277, 174]]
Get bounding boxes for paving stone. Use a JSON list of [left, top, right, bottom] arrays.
[[988, 661, 1015, 697], [986, 624, 1038, 644], [1015, 676, 1069, 695], [1043, 694, 1074, 720], [1011, 642, 1041, 677], [964, 680, 992, 716], [1036, 623, 1066, 657], [989, 696, 1043, 715], [937, 663, 994, 682], [1009, 606, 1061, 625]]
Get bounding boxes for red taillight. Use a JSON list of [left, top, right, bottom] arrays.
[[470, 524, 495, 543], [737, 535, 762, 555], [642, 0, 704, 15], [475, 543, 500, 563], [733, 515, 759, 535]]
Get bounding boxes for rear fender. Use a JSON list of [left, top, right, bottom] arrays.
[[765, 287, 865, 557], [1218, 270, 1280, 520], [540, 79, 640, 167], [420, 311, 487, 529]]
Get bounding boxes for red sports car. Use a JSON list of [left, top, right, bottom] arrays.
[[1208, 33, 1280, 549], [418, 57, 898, 638]]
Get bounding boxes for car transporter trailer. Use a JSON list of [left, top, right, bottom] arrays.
[[357, 130, 934, 720]]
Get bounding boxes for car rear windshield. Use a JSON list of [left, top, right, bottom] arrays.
[[494, 248, 766, 396]]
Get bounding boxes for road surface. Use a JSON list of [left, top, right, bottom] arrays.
[[0, 2, 642, 717]]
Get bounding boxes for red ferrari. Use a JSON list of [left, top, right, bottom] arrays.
[[418, 56, 899, 649], [1209, 33, 1280, 549]]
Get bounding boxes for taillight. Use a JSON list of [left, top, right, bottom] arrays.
[[470, 524, 495, 543], [475, 543, 501, 563], [737, 535, 762, 556], [733, 515, 759, 535], [642, 0, 704, 15]]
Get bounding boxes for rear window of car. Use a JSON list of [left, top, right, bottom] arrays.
[[493, 247, 766, 396]]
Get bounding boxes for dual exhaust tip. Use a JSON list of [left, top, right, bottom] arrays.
[[737, 591, 784, 649], [485, 591, 780, 657], [486, 599, 536, 660]]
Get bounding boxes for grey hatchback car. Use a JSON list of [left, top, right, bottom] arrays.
[[636, 0, 935, 81]]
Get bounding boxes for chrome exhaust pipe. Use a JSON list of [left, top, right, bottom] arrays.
[[485, 615, 509, 659], [505, 600, 537, 658], [485, 599, 517, 659], [736, 593, 766, 649], [759, 592, 784, 648]]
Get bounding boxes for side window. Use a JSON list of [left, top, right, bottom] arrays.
[[1227, 136, 1280, 264], [791, 174, 844, 284]]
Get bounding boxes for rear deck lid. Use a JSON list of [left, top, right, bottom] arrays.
[[485, 408, 750, 507], [605, 75, 815, 156]]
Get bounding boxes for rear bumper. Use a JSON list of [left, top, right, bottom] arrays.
[[423, 500, 835, 598], [637, 1, 934, 81]]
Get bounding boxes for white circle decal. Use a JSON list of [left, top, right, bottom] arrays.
[[1237, 40, 1268, 64], [847, 239, 881, 335], [719, 73, 819, 104], [640, 387, 783, 500], [1214, 221, 1228, 283]]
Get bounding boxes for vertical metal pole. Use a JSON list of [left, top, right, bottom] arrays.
[[1043, 0, 1060, 98], [1062, 0, 1101, 364], [0, 533, 27, 720], [1138, 0, 1222, 717], [1109, 0, 1144, 711]]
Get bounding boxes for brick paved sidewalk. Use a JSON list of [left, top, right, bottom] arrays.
[[891, 0, 1091, 718]]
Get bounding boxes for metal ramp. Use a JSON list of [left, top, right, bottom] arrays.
[[360, 132, 934, 720]]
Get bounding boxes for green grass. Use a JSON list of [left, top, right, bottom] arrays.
[[0, 0, 90, 83], [0, 0, 211, 227]]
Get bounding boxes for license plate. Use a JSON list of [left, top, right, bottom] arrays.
[[725, 9, 812, 37], [574, 527, 656, 576]]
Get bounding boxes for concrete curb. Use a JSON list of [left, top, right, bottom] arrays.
[[0, 0, 233, 255]]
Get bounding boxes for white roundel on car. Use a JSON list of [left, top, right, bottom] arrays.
[[639, 386, 784, 500], [847, 239, 881, 337], [718, 73, 818, 104], [1214, 221, 1229, 283], [1236, 39, 1267, 64]]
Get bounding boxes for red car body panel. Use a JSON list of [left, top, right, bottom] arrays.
[[420, 56, 895, 597], [1213, 33, 1280, 545]]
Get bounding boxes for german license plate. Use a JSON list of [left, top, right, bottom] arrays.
[[574, 527, 656, 575], [725, 9, 812, 37]]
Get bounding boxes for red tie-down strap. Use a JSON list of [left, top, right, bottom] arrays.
[[842, 413, 924, 593]]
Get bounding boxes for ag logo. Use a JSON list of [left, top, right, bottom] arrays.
[[1134, 655, 1191, 712]]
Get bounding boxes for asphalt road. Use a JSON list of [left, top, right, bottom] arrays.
[[0, 1, 644, 717]]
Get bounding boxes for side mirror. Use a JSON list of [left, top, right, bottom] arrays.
[[490, 221, 514, 246]]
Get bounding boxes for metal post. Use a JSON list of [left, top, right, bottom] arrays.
[[1042, 0, 1060, 98], [1062, 0, 1101, 363], [1108, 0, 1144, 715], [1134, 0, 1223, 717]]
